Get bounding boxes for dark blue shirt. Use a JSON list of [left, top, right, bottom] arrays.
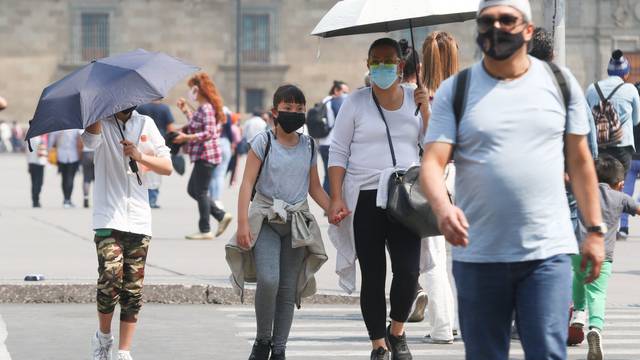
[[136, 103, 175, 137]]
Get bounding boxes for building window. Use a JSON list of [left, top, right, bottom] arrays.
[[626, 52, 640, 84], [245, 89, 265, 113], [81, 13, 109, 61], [242, 14, 270, 63]]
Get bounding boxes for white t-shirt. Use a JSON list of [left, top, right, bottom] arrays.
[[329, 86, 422, 189], [242, 116, 267, 142], [81, 111, 171, 236], [49, 129, 81, 163]]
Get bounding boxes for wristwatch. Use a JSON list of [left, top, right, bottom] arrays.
[[587, 223, 608, 235]]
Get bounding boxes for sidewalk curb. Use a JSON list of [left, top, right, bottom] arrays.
[[0, 284, 359, 305]]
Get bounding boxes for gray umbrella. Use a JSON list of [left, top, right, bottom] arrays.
[[25, 48, 199, 142]]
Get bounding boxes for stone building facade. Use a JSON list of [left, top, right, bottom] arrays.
[[1, 0, 640, 124]]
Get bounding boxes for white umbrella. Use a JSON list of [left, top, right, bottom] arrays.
[[311, 0, 479, 38], [312, 0, 479, 112]]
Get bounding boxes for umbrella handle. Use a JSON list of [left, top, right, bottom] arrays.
[[410, 20, 422, 117]]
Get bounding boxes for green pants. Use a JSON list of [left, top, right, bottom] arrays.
[[571, 255, 612, 331]]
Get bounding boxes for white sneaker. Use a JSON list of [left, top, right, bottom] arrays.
[[185, 231, 214, 240], [571, 309, 587, 328], [118, 350, 133, 360], [587, 328, 604, 360], [91, 331, 113, 360], [215, 213, 233, 237]]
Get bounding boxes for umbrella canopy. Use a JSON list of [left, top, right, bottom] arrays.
[[26, 49, 199, 141], [311, 0, 479, 38]]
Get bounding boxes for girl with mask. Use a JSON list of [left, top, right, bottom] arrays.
[[228, 85, 338, 360], [328, 38, 430, 360], [175, 73, 233, 240]]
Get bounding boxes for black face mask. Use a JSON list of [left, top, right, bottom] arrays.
[[476, 27, 525, 61], [275, 111, 305, 134]]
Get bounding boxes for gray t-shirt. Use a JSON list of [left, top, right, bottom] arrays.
[[578, 183, 637, 261], [251, 130, 317, 204], [425, 57, 590, 263]]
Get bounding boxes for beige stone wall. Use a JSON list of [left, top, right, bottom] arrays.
[[3, 0, 640, 125]]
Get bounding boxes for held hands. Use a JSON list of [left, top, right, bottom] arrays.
[[581, 232, 605, 283], [436, 204, 469, 247], [329, 198, 351, 226], [121, 140, 142, 161]]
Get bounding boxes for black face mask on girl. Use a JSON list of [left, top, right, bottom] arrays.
[[275, 111, 306, 134], [476, 27, 526, 61]]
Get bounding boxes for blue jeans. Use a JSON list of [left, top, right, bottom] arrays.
[[319, 145, 330, 194], [453, 254, 572, 360], [209, 137, 232, 201], [621, 159, 640, 229], [148, 189, 159, 207]]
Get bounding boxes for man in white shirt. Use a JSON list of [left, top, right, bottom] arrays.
[[49, 129, 82, 207], [82, 107, 172, 360], [242, 109, 267, 143]]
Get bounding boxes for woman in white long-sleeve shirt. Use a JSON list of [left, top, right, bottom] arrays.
[[328, 38, 430, 360]]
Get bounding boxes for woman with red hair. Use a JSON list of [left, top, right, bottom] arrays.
[[174, 72, 233, 239]]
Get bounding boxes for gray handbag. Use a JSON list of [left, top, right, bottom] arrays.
[[372, 90, 445, 238]]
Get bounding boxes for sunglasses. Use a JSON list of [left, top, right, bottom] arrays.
[[476, 14, 524, 33]]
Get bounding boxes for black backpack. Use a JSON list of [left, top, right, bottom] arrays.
[[306, 100, 331, 139], [453, 61, 571, 134]]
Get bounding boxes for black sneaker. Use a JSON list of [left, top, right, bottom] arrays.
[[248, 339, 271, 360], [370, 347, 390, 360], [617, 227, 629, 241], [269, 348, 285, 360], [84, 198, 90, 208], [386, 325, 412, 360]]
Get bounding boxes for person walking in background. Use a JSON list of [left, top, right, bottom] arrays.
[[399, 39, 420, 88], [317, 80, 349, 194], [209, 108, 233, 206], [27, 134, 48, 208], [11, 121, 25, 152], [82, 106, 172, 360], [136, 99, 176, 208], [570, 155, 640, 360], [620, 85, 640, 240], [243, 109, 268, 143], [174, 72, 232, 240], [81, 145, 95, 208], [407, 31, 460, 346], [586, 50, 640, 239], [0, 120, 12, 153], [421, 1, 604, 359], [226, 111, 243, 187], [328, 37, 430, 360], [229, 84, 334, 360], [586, 50, 640, 175], [49, 128, 82, 208]]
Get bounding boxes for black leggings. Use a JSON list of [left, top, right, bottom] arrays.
[[187, 160, 226, 233], [29, 164, 44, 205], [353, 190, 421, 340]]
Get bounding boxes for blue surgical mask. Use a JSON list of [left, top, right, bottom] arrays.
[[369, 64, 398, 90]]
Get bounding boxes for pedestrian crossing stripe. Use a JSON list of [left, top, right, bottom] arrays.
[[0, 315, 12, 360], [223, 306, 640, 359]]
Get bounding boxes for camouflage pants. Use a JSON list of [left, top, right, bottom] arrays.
[[95, 230, 150, 323]]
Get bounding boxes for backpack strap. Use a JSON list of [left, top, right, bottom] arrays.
[[252, 130, 272, 199], [453, 68, 471, 126], [606, 83, 626, 101], [546, 62, 571, 109]]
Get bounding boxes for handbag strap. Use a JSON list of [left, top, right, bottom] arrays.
[[372, 90, 397, 167]]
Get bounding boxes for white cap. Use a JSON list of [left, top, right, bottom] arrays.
[[478, 0, 532, 23]]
